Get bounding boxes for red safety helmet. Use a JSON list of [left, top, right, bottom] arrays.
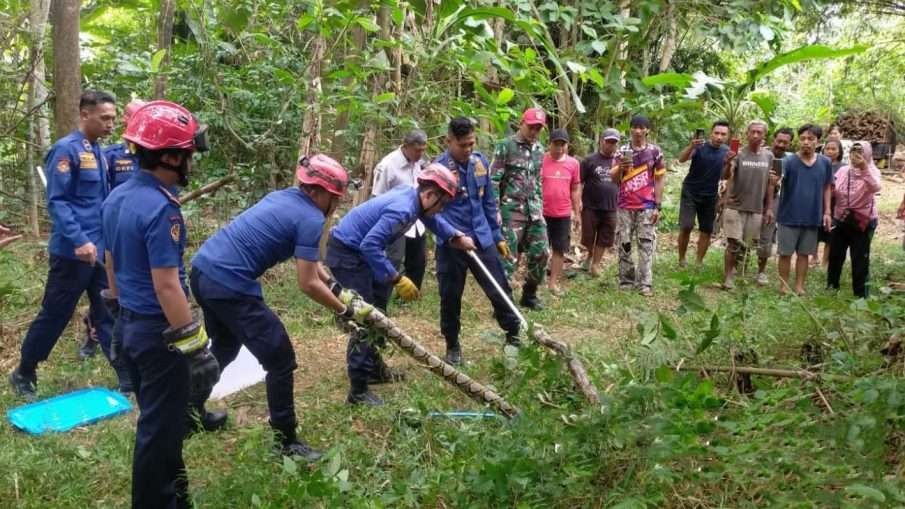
[[417, 163, 459, 198], [122, 99, 147, 126], [124, 100, 209, 152], [296, 154, 349, 197]]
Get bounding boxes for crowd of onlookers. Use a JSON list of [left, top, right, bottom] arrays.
[[375, 112, 897, 301]]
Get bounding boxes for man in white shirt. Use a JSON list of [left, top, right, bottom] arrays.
[[371, 129, 429, 289]]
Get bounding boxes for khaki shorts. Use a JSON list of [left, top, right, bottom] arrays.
[[722, 208, 762, 246]]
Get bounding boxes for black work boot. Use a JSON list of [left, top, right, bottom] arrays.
[[368, 362, 406, 385], [519, 282, 543, 310], [9, 368, 37, 399], [445, 344, 462, 366], [505, 334, 523, 348], [271, 421, 323, 462], [186, 405, 228, 435], [347, 389, 384, 407], [78, 315, 98, 360]]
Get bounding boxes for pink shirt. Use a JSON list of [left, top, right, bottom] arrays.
[[833, 164, 881, 220], [541, 153, 580, 218]]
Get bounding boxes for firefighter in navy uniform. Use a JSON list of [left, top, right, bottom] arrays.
[[101, 100, 217, 509], [190, 154, 370, 461], [428, 117, 523, 366], [79, 99, 147, 365], [9, 91, 127, 398], [325, 164, 471, 406], [104, 98, 145, 189]]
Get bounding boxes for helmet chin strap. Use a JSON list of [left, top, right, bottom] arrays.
[[158, 154, 189, 187]]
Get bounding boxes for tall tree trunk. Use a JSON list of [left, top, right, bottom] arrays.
[[353, 6, 392, 205], [298, 34, 325, 158], [658, 2, 678, 73], [479, 12, 505, 135], [552, 0, 578, 129], [154, 0, 176, 99], [330, 0, 369, 156], [616, 0, 631, 114], [27, 0, 52, 236], [51, 0, 81, 139]]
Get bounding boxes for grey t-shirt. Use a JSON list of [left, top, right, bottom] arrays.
[[726, 147, 773, 213]]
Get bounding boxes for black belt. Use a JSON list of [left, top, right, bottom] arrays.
[[120, 308, 166, 321]]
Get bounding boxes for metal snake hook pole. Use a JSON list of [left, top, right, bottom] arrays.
[[465, 249, 601, 405], [465, 250, 527, 327]]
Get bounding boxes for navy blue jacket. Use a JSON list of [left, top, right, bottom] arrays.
[[332, 186, 457, 283], [424, 150, 503, 250], [102, 171, 187, 316], [45, 130, 109, 259]]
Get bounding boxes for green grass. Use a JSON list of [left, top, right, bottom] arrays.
[[3, 181, 905, 508]]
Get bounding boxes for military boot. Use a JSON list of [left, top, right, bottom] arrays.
[[347, 390, 384, 407], [519, 281, 544, 310], [271, 421, 323, 462], [445, 344, 463, 366], [186, 405, 228, 435]]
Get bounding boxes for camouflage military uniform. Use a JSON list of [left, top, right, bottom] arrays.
[[491, 135, 549, 287]]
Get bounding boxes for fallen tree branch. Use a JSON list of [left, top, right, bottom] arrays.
[[532, 325, 601, 405], [814, 386, 835, 414], [180, 174, 236, 205], [678, 365, 819, 380], [679, 365, 855, 385]]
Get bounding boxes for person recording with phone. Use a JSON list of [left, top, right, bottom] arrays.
[[676, 121, 730, 267], [826, 141, 881, 298], [610, 114, 666, 296]]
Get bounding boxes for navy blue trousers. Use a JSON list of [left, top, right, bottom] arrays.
[[325, 236, 391, 394], [121, 310, 191, 509], [20, 255, 113, 373], [436, 243, 521, 347], [190, 268, 298, 429]]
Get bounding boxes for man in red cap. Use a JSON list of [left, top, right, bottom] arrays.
[[491, 107, 550, 310]]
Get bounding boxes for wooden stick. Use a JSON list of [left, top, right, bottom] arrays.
[[814, 386, 835, 414], [180, 174, 236, 204], [678, 365, 819, 380]]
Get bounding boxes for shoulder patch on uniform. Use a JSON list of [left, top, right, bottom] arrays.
[[170, 221, 181, 243], [157, 185, 182, 207], [56, 158, 70, 173]]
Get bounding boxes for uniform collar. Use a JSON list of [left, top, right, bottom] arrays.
[[134, 170, 167, 187], [292, 186, 324, 214], [73, 129, 98, 147], [441, 150, 470, 169]]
